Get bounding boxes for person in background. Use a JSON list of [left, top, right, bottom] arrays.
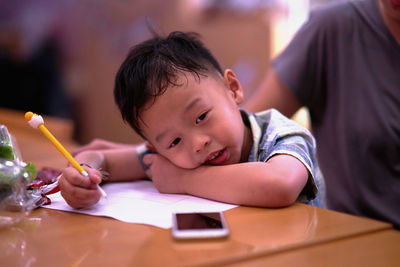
[[58, 31, 325, 209], [244, 0, 400, 229], [0, 0, 71, 118]]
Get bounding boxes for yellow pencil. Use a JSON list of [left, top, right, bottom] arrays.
[[25, 111, 107, 197]]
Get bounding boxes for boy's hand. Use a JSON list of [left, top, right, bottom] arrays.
[[143, 154, 185, 194], [58, 166, 103, 208]]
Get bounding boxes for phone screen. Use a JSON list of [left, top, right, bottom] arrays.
[[172, 212, 229, 239], [175, 212, 224, 230]]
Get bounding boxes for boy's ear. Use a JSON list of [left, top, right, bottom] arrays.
[[223, 69, 244, 104]]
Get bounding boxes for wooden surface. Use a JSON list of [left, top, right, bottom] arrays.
[[228, 230, 400, 267], [1, 108, 399, 266]]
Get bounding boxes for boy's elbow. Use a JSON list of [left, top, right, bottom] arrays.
[[258, 175, 304, 208], [276, 184, 300, 207], [257, 155, 308, 207], [275, 172, 307, 207]]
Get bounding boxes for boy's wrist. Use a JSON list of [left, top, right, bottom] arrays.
[[179, 166, 206, 195], [136, 143, 156, 179], [74, 150, 105, 169]]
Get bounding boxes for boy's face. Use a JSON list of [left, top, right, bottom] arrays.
[[139, 70, 251, 169]]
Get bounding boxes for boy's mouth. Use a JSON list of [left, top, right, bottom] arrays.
[[204, 149, 228, 165]]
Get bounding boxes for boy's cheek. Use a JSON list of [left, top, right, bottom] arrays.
[[153, 151, 200, 169]]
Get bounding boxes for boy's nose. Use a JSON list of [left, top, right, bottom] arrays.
[[193, 135, 211, 153]]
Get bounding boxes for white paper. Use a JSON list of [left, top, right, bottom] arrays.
[[44, 180, 237, 229]]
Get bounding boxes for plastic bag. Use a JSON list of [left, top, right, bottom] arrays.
[[0, 125, 38, 228], [0, 158, 37, 228]]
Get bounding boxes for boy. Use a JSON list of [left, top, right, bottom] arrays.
[[59, 31, 325, 209]]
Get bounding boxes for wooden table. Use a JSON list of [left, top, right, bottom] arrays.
[[1, 108, 399, 266]]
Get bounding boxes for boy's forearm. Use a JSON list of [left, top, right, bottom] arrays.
[[75, 147, 147, 182], [181, 159, 307, 207]]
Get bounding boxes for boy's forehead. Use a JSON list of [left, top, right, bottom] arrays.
[[175, 70, 223, 85], [144, 71, 222, 108]]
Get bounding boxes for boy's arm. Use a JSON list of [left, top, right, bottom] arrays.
[[74, 146, 147, 182], [144, 154, 308, 207], [58, 146, 147, 208]]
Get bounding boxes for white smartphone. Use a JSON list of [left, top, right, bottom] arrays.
[[171, 212, 229, 240]]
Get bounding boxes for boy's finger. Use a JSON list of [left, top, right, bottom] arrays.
[[62, 167, 93, 188], [143, 154, 154, 166], [60, 185, 101, 208], [85, 168, 102, 185], [59, 174, 89, 197]]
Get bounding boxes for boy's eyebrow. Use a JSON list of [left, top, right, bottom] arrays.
[[155, 98, 202, 143], [184, 98, 201, 113], [155, 130, 169, 143]]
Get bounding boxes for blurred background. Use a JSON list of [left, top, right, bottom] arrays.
[[0, 0, 335, 145]]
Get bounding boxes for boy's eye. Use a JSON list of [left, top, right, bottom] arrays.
[[169, 138, 181, 148], [196, 112, 207, 124]]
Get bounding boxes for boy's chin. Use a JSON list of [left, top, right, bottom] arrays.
[[174, 162, 202, 170]]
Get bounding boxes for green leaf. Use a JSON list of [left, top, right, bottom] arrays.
[[24, 162, 37, 182]]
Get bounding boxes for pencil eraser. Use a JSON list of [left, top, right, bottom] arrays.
[[25, 111, 33, 121], [26, 112, 44, 128]]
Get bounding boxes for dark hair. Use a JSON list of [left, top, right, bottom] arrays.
[[114, 31, 223, 137]]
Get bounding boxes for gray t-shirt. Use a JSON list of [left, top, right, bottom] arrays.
[[242, 109, 325, 208], [273, 0, 400, 227]]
